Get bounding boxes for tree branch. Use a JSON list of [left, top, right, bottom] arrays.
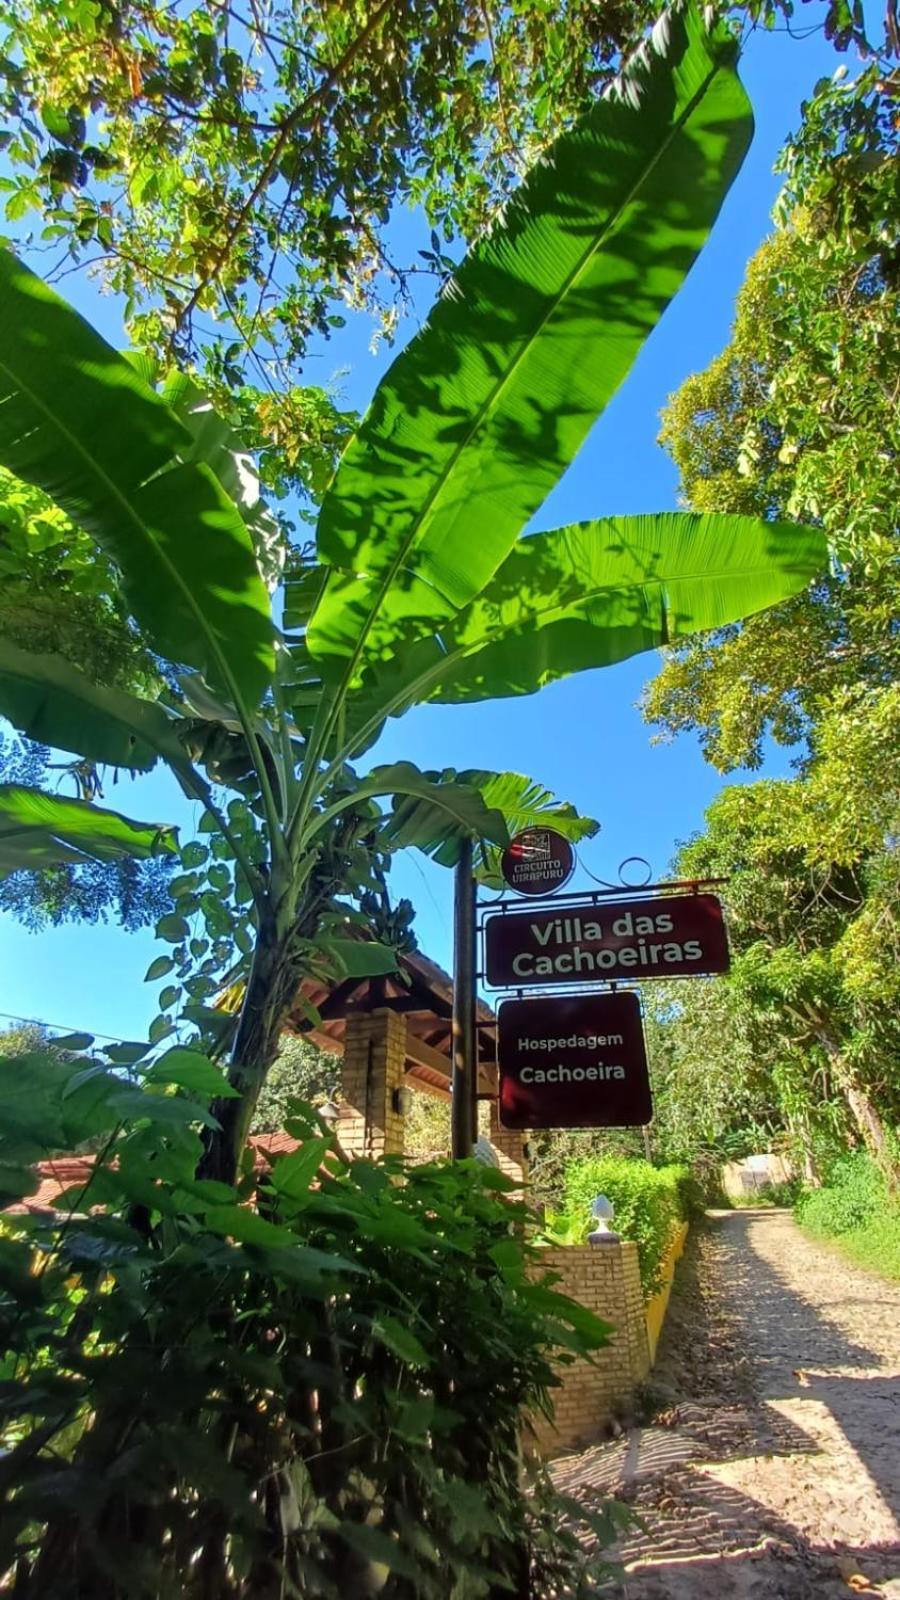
[[175, 0, 398, 333]]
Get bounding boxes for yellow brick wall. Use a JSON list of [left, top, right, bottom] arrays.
[[488, 1101, 528, 1189], [532, 1241, 650, 1455], [645, 1221, 688, 1363]]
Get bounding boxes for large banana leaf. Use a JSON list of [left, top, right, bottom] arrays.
[[0, 784, 177, 875], [310, 5, 753, 669], [0, 639, 185, 771], [307, 761, 508, 864], [0, 251, 274, 705], [460, 771, 599, 883], [160, 369, 285, 592], [344, 512, 828, 733]]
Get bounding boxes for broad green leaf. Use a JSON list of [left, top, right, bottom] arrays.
[[309, 761, 508, 866], [160, 371, 283, 592], [155, 913, 189, 943], [0, 1051, 121, 1150], [457, 770, 598, 883], [204, 1203, 297, 1248], [0, 639, 186, 772], [466, 772, 598, 845], [105, 1042, 150, 1066], [371, 1315, 431, 1369], [145, 956, 174, 982], [0, 784, 177, 875], [0, 250, 274, 704], [310, 7, 753, 668], [160, 369, 284, 591], [348, 513, 827, 730], [318, 938, 399, 979], [336, 1523, 422, 1582], [144, 1047, 240, 1100], [269, 1137, 332, 1200]]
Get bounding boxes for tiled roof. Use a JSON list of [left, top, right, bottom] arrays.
[[12, 1155, 97, 1214], [14, 1135, 305, 1215]]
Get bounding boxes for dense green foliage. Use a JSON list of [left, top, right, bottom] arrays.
[[557, 1157, 700, 1295], [796, 1151, 900, 1280], [250, 1033, 340, 1132], [0, 22, 832, 1589], [642, 61, 899, 1184], [0, 1039, 624, 1597], [0, 6, 826, 1191], [0, 0, 871, 402], [675, 783, 900, 1179]]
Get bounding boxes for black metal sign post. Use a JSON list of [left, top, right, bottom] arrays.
[[451, 837, 477, 1158]]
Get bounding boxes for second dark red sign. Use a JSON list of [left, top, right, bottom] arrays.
[[498, 991, 652, 1130]]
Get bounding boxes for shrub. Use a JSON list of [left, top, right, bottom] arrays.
[[560, 1157, 696, 1295], [795, 1150, 885, 1235], [795, 1150, 900, 1282], [0, 1042, 622, 1598]]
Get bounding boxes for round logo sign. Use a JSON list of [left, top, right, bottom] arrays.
[[500, 828, 576, 897]]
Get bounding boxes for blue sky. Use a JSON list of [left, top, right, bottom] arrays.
[[0, 21, 845, 1044]]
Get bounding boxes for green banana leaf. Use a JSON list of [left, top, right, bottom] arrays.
[[317, 938, 400, 979], [0, 638, 185, 771], [459, 770, 599, 883], [160, 369, 285, 592], [0, 251, 274, 706], [310, 5, 753, 670], [0, 784, 178, 875], [342, 512, 828, 738], [307, 761, 508, 864]]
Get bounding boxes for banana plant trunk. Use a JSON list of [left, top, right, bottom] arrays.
[[198, 911, 299, 1185]]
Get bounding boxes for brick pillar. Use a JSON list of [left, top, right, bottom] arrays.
[[488, 1100, 529, 1191], [339, 1008, 407, 1160]]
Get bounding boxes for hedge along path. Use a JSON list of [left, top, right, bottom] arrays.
[[554, 1209, 900, 1598]]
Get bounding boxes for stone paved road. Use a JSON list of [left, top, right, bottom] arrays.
[[553, 1209, 900, 1598]]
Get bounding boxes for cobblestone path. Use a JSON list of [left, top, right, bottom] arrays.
[[553, 1209, 900, 1598]]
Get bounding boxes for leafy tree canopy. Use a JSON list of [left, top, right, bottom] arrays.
[[639, 63, 899, 1181], [644, 63, 899, 773], [0, 0, 880, 400]]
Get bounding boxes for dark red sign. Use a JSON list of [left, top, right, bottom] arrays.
[[500, 827, 575, 897], [485, 892, 729, 987], [498, 992, 651, 1130]]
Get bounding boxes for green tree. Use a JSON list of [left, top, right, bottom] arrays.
[[4, 0, 873, 390], [0, 9, 826, 1188], [675, 780, 900, 1179], [641, 64, 899, 1177], [250, 1032, 339, 1132], [0, 0, 880, 537], [645, 64, 899, 773]]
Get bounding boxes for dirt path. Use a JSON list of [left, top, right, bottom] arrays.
[[554, 1209, 900, 1597]]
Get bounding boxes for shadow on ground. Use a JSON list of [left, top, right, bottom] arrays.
[[553, 1210, 900, 1599]]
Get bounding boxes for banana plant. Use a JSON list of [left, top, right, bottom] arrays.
[[0, 4, 827, 1181]]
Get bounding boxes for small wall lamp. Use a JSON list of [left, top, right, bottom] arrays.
[[588, 1193, 620, 1246], [391, 1085, 414, 1117]]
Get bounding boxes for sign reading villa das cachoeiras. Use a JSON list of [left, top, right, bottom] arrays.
[[485, 893, 729, 987], [498, 992, 651, 1130]]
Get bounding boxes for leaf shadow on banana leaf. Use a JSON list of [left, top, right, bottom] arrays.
[[0, 4, 829, 1184]]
